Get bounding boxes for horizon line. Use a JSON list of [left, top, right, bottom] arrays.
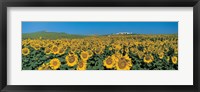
[[22, 31, 178, 35]]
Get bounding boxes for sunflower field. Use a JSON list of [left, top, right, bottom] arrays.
[[22, 34, 178, 70]]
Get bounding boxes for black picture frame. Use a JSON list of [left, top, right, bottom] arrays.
[[0, 0, 200, 92]]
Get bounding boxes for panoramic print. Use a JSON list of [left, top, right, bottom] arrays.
[[22, 22, 178, 70]]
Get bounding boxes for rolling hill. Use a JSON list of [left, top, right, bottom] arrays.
[[22, 31, 87, 39]]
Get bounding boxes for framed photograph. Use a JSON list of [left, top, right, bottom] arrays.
[[0, 0, 199, 92]]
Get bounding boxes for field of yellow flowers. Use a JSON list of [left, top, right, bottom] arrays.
[[22, 34, 178, 70]]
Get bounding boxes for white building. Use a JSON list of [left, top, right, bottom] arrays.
[[116, 32, 132, 35]]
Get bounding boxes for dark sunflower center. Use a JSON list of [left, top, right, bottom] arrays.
[[53, 47, 58, 52], [106, 58, 112, 65], [118, 58, 126, 69], [35, 45, 40, 48], [71, 48, 75, 51], [23, 49, 28, 53], [96, 48, 101, 53], [173, 58, 177, 62], [53, 61, 57, 66], [82, 53, 87, 58], [145, 55, 151, 60], [46, 48, 50, 53], [69, 56, 75, 63], [78, 62, 83, 68]]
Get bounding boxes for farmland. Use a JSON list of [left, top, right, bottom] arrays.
[[22, 32, 178, 70]]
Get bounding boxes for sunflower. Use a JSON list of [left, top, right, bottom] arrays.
[[51, 45, 59, 54], [113, 52, 122, 59], [75, 48, 81, 53], [171, 56, 178, 64], [114, 45, 122, 51], [81, 46, 88, 51], [137, 51, 144, 59], [143, 48, 148, 53], [147, 46, 154, 52], [115, 55, 132, 70], [158, 52, 164, 59], [46, 43, 53, 48], [44, 47, 51, 54], [49, 58, 61, 70], [65, 53, 78, 67], [58, 47, 66, 55], [22, 47, 30, 56], [80, 51, 89, 61], [88, 50, 93, 57], [124, 47, 129, 53], [70, 47, 77, 52], [94, 47, 103, 55], [143, 54, 154, 64], [22, 41, 28, 46], [77, 60, 87, 70], [103, 56, 115, 69], [33, 44, 41, 50]]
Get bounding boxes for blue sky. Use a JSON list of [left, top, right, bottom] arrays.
[[22, 22, 178, 35]]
